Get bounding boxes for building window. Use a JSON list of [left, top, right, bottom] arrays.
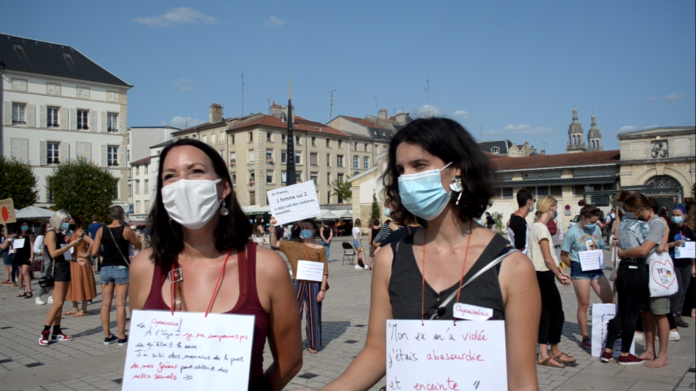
[[574, 185, 584, 196], [12, 103, 26, 125], [113, 179, 119, 199], [337, 155, 344, 167], [144, 165, 149, 174], [107, 91, 119, 102], [311, 137, 316, 146], [326, 138, 330, 147], [550, 186, 562, 197], [77, 87, 90, 99], [266, 170, 273, 183], [491, 147, 500, 154], [211, 133, 217, 144], [364, 143, 368, 152], [12, 78, 27, 92], [248, 150, 255, 163], [135, 181, 140, 194], [47, 142, 60, 164], [310, 172, 318, 185], [230, 152, 237, 166], [281, 150, 287, 164], [47, 83, 61, 96], [337, 173, 344, 183], [136, 201, 141, 213], [501, 187, 513, 199], [47, 106, 60, 127], [295, 152, 302, 165], [135, 166, 139, 175], [107, 113, 118, 132], [266, 150, 273, 163], [249, 132, 253, 142], [296, 136, 301, 145], [327, 173, 331, 185], [144, 200, 150, 212], [144, 179, 149, 194], [267, 132, 272, 142], [282, 171, 287, 184], [220, 132, 225, 142], [77, 110, 89, 130], [107, 146, 119, 166], [364, 157, 369, 169], [536, 186, 549, 196], [230, 135, 235, 145], [327, 191, 331, 204], [353, 156, 359, 169], [232, 173, 237, 185], [249, 172, 256, 184], [282, 134, 287, 143], [249, 192, 256, 205], [338, 140, 342, 149], [353, 143, 357, 151], [296, 171, 302, 182], [326, 153, 331, 167], [310, 153, 318, 166], [203, 135, 208, 144]]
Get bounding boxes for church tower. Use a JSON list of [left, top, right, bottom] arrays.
[[566, 107, 586, 153], [587, 113, 603, 151]]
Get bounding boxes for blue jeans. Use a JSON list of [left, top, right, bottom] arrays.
[[323, 242, 331, 260], [99, 266, 129, 285]]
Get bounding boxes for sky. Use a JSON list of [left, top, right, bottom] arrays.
[[3, 1, 695, 153]]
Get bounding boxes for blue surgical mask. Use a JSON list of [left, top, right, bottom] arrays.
[[398, 162, 453, 221], [384, 208, 391, 218], [672, 216, 684, 225], [21, 226, 29, 232], [530, 204, 536, 214], [60, 222, 70, 231], [585, 223, 596, 231], [300, 229, 313, 239]]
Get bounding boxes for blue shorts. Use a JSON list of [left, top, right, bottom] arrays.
[[99, 265, 129, 285], [570, 261, 604, 281], [353, 239, 361, 250]]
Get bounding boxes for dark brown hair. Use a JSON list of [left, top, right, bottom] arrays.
[[616, 190, 650, 211], [578, 199, 601, 218]]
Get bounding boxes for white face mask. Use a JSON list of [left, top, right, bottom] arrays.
[[162, 179, 222, 230]]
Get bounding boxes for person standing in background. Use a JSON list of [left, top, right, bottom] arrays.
[[64, 216, 97, 317], [87, 215, 103, 273], [14, 221, 35, 298], [509, 188, 535, 253], [1, 225, 15, 286], [319, 220, 333, 261], [485, 211, 495, 230], [667, 204, 693, 328]]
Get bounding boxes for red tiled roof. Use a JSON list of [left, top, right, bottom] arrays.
[[341, 116, 389, 130], [490, 150, 619, 171], [232, 114, 350, 137], [131, 157, 152, 165]]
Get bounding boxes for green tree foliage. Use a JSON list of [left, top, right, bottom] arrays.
[[370, 192, 381, 219], [492, 212, 504, 234], [0, 156, 38, 209], [331, 179, 352, 203], [46, 158, 115, 225]]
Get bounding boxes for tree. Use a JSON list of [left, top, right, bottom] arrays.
[[370, 192, 380, 219], [0, 156, 38, 209], [46, 158, 116, 224], [331, 179, 352, 203], [492, 212, 504, 234]]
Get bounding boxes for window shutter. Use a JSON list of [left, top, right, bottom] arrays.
[[83, 142, 92, 162], [89, 110, 97, 132], [40, 141, 47, 166], [119, 113, 126, 133], [120, 147, 127, 168], [26, 104, 36, 127], [69, 108, 77, 130], [61, 142, 70, 162], [76, 142, 85, 158], [39, 105, 47, 128], [100, 111, 107, 133], [101, 145, 108, 167], [20, 139, 29, 163], [3, 102, 11, 126], [60, 108, 68, 130], [11, 139, 20, 159]]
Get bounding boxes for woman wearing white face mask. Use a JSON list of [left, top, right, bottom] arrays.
[[129, 139, 303, 390], [316, 117, 540, 391]]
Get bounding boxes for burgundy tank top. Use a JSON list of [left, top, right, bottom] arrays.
[[142, 242, 268, 382]]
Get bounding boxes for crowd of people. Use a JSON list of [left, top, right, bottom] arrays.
[[1, 117, 694, 390]]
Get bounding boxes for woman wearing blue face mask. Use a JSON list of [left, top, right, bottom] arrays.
[[667, 204, 695, 328], [321, 117, 541, 391], [270, 217, 329, 354], [14, 221, 35, 298]]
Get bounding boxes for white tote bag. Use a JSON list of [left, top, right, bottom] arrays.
[[648, 252, 678, 298], [591, 303, 635, 357]]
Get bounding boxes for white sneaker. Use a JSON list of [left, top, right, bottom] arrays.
[[47, 295, 54, 304], [669, 331, 680, 341], [35, 296, 46, 305], [634, 332, 644, 341], [354, 264, 361, 270]]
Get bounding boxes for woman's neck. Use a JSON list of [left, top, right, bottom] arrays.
[[424, 206, 471, 248], [181, 218, 224, 259], [537, 213, 550, 224]]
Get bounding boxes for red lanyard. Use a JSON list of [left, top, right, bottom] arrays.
[[170, 250, 232, 317], [420, 220, 473, 325]]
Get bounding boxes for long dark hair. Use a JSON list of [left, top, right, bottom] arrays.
[[382, 117, 495, 225], [148, 139, 252, 270]]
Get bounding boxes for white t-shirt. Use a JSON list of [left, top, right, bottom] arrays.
[[352, 227, 361, 239], [529, 222, 559, 272]]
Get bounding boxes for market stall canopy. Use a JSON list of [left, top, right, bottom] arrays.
[[319, 209, 339, 219], [14, 206, 55, 219], [335, 209, 353, 219]]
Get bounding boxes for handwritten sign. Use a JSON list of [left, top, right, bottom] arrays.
[[60, 244, 73, 260], [295, 260, 324, 282], [386, 320, 507, 391], [13, 238, 26, 249], [122, 310, 255, 390], [675, 242, 695, 259], [453, 303, 493, 321], [591, 303, 635, 357], [0, 199, 16, 224], [579, 249, 604, 271], [267, 182, 320, 226]]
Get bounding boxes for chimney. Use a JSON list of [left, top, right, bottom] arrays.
[[395, 112, 409, 124], [378, 108, 388, 120], [209, 103, 223, 123]]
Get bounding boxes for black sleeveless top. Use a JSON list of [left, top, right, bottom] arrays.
[[101, 225, 130, 267], [389, 233, 510, 321], [45, 232, 68, 264]]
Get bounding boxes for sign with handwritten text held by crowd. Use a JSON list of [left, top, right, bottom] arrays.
[[122, 310, 255, 391], [579, 249, 604, 271], [386, 320, 507, 391], [267, 182, 320, 225]]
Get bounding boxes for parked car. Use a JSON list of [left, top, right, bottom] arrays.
[[569, 214, 581, 228]]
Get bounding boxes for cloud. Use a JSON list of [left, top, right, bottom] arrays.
[[485, 124, 555, 136], [161, 116, 206, 129], [264, 16, 286, 27], [134, 7, 218, 27], [453, 110, 469, 118], [618, 125, 637, 133], [174, 78, 196, 91], [647, 96, 658, 101], [664, 93, 686, 101], [411, 105, 443, 119]]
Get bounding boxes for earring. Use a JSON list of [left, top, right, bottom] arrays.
[[449, 175, 464, 205], [220, 200, 229, 216]]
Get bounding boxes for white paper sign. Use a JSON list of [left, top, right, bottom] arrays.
[[386, 320, 507, 391], [295, 260, 324, 282], [675, 242, 695, 259], [60, 244, 73, 260], [579, 249, 604, 271], [13, 239, 25, 249], [267, 182, 320, 226], [122, 310, 255, 390], [591, 303, 635, 357], [453, 303, 493, 321]]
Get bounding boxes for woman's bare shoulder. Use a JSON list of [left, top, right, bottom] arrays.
[[255, 246, 289, 275], [131, 247, 155, 271]]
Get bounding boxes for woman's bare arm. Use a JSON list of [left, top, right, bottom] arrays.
[[44, 231, 81, 258], [123, 226, 142, 250], [619, 240, 658, 258]]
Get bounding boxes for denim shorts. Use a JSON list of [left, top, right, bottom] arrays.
[[570, 261, 605, 281], [353, 239, 361, 250], [99, 265, 129, 285]]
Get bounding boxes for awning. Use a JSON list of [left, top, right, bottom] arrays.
[[334, 209, 353, 219], [15, 206, 55, 219], [319, 209, 339, 219]]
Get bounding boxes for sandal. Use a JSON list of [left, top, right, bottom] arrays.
[[306, 347, 318, 354], [64, 309, 78, 316], [24, 292, 33, 299], [554, 353, 576, 363], [537, 356, 565, 368], [17, 292, 27, 298], [70, 310, 87, 317]]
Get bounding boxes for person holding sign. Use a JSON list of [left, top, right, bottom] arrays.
[[667, 204, 694, 328], [270, 217, 329, 354], [315, 118, 540, 391], [560, 200, 612, 350], [528, 196, 574, 368], [129, 139, 303, 390], [39, 210, 85, 346]]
